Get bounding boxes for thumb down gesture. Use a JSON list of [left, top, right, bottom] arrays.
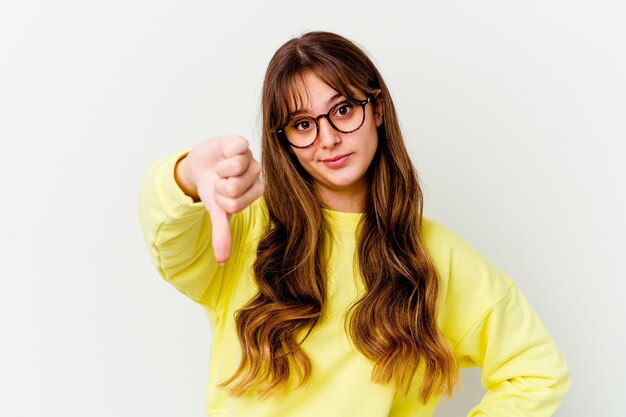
[[175, 136, 264, 264]]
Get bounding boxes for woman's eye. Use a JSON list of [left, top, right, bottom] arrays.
[[334, 103, 353, 117], [293, 119, 313, 131]]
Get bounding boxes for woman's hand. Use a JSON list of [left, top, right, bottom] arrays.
[[175, 136, 263, 264]]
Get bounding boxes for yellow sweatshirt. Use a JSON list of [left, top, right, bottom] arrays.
[[137, 152, 570, 417]]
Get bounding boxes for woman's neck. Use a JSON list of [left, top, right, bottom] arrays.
[[315, 182, 367, 213]]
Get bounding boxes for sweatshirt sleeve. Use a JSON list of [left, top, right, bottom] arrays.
[[423, 219, 570, 416], [137, 150, 253, 312], [456, 283, 570, 416]]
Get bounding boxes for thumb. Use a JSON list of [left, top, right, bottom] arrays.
[[208, 203, 232, 264], [198, 176, 232, 264]]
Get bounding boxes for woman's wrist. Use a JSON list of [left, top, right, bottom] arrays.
[[174, 155, 201, 202]]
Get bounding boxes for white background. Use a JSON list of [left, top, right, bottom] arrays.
[[1, 1, 624, 416]]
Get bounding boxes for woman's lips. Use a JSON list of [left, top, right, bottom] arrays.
[[322, 153, 351, 169]]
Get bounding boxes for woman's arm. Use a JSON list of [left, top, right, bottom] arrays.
[[454, 283, 570, 416], [423, 220, 570, 416], [137, 136, 263, 309]]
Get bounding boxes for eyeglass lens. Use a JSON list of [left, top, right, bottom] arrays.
[[283, 99, 366, 148]]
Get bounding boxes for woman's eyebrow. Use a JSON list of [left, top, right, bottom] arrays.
[[290, 92, 345, 118]]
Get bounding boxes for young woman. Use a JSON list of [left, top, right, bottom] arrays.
[[138, 31, 569, 417]]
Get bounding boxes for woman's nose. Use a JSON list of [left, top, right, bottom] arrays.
[[317, 117, 341, 148]]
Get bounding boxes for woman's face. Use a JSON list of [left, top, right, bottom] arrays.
[[286, 71, 383, 212]]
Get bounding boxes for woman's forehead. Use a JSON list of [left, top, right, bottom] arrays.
[[287, 89, 346, 115], [284, 71, 355, 113]]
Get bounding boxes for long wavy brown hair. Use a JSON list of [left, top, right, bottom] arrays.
[[218, 31, 460, 402]]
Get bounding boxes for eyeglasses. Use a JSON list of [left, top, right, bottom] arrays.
[[277, 96, 373, 149]]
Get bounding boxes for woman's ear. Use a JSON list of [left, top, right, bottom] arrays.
[[374, 89, 384, 127]]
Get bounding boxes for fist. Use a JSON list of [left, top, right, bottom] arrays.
[[175, 136, 263, 263]]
